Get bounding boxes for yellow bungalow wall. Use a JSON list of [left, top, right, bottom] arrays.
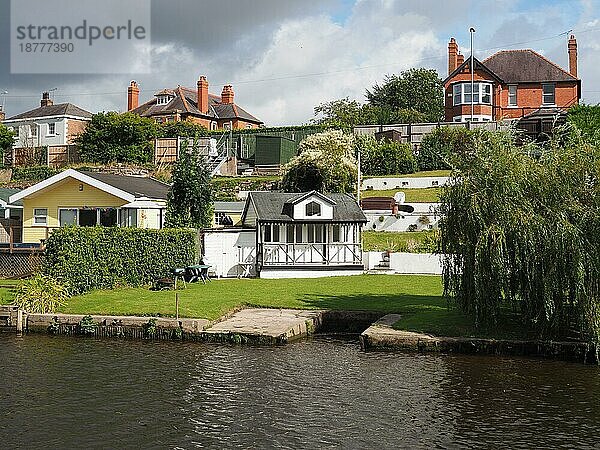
[[22, 178, 127, 243]]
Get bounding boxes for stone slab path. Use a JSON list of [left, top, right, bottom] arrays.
[[203, 308, 323, 343]]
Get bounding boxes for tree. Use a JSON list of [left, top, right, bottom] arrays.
[[356, 135, 417, 175], [366, 68, 444, 123], [77, 112, 159, 164], [417, 126, 475, 171], [164, 141, 214, 228], [160, 121, 208, 138], [439, 128, 600, 345], [280, 130, 357, 193], [567, 104, 600, 144], [312, 98, 427, 129], [0, 123, 16, 161]]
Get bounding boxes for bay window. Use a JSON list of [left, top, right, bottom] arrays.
[[452, 82, 492, 105]]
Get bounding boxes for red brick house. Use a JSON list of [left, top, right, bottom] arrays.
[[126, 75, 263, 130], [443, 35, 580, 122]]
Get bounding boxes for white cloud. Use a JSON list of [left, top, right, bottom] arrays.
[[237, 3, 443, 125]]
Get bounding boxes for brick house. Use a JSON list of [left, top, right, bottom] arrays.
[[443, 35, 580, 122], [2, 92, 92, 167], [126, 75, 263, 130]]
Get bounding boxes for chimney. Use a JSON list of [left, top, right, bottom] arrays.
[[568, 34, 578, 78], [448, 38, 458, 75], [457, 52, 465, 66], [197, 76, 209, 114], [127, 80, 140, 111], [40, 91, 53, 107], [221, 85, 234, 104]]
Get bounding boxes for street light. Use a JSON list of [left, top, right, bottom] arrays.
[[470, 27, 476, 122], [0, 90, 7, 114]]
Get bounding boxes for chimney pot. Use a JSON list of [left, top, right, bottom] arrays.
[[127, 80, 140, 111]]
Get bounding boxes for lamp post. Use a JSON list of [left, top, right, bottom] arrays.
[[0, 90, 7, 114], [470, 27, 475, 122]]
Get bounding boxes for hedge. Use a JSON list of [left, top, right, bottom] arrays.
[[43, 227, 197, 294], [12, 166, 60, 182]]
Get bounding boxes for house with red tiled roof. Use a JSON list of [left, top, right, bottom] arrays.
[[443, 35, 581, 122], [126, 75, 263, 130]]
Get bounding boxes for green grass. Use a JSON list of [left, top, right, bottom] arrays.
[[362, 231, 436, 252], [0, 279, 20, 304], [393, 307, 530, 340], [60, 275, 443, 321], [366, 170, 451, 178], [361, 187, 441, 203]]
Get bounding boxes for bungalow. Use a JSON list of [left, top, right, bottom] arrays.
[[9, 169, 169, 244], [202, 191, 367, 278]]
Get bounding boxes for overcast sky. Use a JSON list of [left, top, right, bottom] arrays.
[[1, 0, 599, 125]]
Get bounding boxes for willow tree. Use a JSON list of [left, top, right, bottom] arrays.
[[439, 128, 600, 344]]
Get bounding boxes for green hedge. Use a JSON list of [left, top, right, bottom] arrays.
[[212, 176, 279, 201], [43, 227, 197, 294], [12, 166, 60, 182]]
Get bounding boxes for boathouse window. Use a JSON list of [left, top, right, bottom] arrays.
[[305, 201, 321, 217], [332, 224, 340, 242], [295, 224, 303, 243]]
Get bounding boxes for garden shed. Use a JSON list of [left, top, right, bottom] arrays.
[[254, 136, 297, 168]]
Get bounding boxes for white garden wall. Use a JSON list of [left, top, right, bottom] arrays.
[[362, 176, 449, 191]]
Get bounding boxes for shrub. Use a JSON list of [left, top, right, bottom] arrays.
[[77, 112, 159, 164], [281, 130, 357, 193], [77, 315, 97, 335], [417, 127, 475, 171], [13, 273, 69, 313], [12, 166, 60, 182], [43, 227, 197, 294], [357, 135, 417, 175]]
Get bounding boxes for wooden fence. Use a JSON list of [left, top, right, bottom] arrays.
[[353, 121, 503, 147]]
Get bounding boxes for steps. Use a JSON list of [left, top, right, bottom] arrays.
[[374, 252, 390, 270]]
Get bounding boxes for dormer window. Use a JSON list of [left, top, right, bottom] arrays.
[[156, 95, 172, 105], [306, 201, 321, 217]]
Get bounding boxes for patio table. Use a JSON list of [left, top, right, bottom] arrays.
[[186, 264, 212, 284]]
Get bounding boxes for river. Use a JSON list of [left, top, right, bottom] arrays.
[[1, 334, 599, 449]]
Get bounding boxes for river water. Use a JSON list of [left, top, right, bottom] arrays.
[[1, 334, 599, 449]]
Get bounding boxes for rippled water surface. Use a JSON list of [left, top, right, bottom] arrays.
[[1, 334, 600, 449]]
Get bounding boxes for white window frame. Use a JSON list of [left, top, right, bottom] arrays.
[[47, 122, 56, 136], [508, 85, 518, 107], [33, 208, 47, 226], [156, 95, 172, 106], [542, 83, 555, 106], [305, 201, 321, 217], [29, 123, 38, 138], [452, 82, 493, 106]]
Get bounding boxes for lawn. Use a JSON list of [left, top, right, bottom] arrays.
[[361, 187, 441, 203], [362, 230, 436, 252], [0, 279, 20, 304], [60, 275, 444, 321], [393, 307, 530, 340]]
